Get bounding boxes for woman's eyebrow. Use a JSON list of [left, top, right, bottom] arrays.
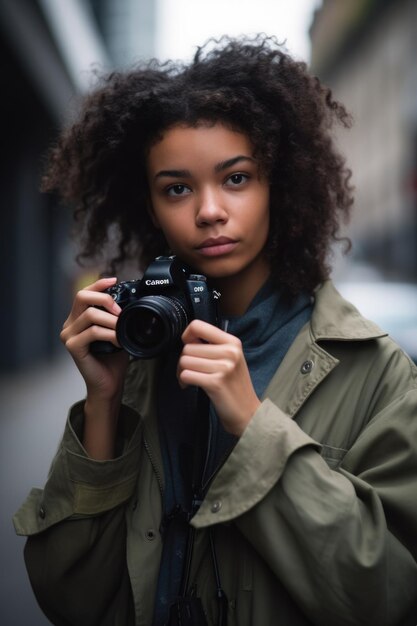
[[154, 169, 190, 180], [153, 156, 255, 180], [214, 155, 256, 172]]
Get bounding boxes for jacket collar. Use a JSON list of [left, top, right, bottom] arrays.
[[261, 280, 387, 418], [310, 280, 387, 342]]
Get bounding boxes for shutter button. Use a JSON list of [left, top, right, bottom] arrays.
[[211, 500, 222, 513], [300, 360, 314, 374]]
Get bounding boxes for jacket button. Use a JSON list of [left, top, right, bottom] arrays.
[[145, 529, 156, 540], [39, 505, 46, 519], [211, 500, 222, 513], [300, 360, 314, 374]]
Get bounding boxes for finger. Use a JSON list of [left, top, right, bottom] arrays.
[[66, 284, 121, 324], [82, 276, 118, 292], [182, 319, 235, 345], [178, 354, 227, 374], [181, 343, 229, 359], [61, 307, 119, 344], [64, 325, 119, 359], [178, 368, 221, 392], [181, 338, 243, 362]]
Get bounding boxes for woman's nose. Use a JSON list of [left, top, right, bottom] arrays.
[[195, 188, 228, 225]]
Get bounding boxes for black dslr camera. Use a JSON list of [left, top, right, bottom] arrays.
[[91, 256, 220, 359]]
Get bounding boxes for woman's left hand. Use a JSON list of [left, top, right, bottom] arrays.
[[178, 319, 261, 436]]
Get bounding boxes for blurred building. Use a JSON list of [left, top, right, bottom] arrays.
[[0, 0, 156, 374], [310, 0, 417, 280], [89, 0, 156, 67]]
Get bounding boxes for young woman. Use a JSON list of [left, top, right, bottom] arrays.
[[14, 36, 417, 626]]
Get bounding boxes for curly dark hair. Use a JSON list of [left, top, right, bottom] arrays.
[[42, 34, 353, 295]]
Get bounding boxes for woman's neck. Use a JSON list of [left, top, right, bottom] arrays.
[[213, 258, 271, 317]]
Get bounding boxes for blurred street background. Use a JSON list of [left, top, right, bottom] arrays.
[[1, 0, 417, 623]]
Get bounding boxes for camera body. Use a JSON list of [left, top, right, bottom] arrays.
[[91, 256, 220, 359]]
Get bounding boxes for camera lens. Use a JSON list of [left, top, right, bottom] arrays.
[[124, 308, 164, 347], [116, 295, 189, 358]]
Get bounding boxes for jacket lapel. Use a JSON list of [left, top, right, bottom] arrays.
[[262, 280, 387, 419]]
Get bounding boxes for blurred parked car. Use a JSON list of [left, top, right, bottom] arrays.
[[336, 281, 417, 363]]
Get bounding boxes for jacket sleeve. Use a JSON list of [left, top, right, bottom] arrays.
[[13, 400, 142, 626], [191, 379, 417, 625]]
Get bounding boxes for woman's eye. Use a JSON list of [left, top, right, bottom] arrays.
[[166, 184, 190, 197], [226, 173, 249, 186]]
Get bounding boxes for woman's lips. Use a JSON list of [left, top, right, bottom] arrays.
[[196, 238, 238, 257]]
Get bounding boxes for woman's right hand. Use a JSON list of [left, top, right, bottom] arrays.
[[60, 277, 129, 403]]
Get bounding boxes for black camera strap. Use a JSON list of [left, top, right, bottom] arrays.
[[163, 385, 228, 626]]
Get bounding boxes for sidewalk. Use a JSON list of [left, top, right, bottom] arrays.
[[0, 353, 84, 626]]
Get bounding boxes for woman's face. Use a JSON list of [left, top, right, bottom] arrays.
[[146, 123, 271, 291]]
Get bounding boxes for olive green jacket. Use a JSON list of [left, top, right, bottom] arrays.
[[14, 281, 417, 625]]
